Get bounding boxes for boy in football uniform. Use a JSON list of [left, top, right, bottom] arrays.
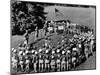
[[34, 52, 38, 73], [61, 51, 66, 71], [11, 56, 18, 72], [56, 56, 61, 72], [50, 55, 56, 72], [39, 55, 44, 72], [19, 60, 24, 72], [25, 57, 30, 72], [44, 55, 50, 72]]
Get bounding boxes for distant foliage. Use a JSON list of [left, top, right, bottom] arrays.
[[11, 1, 47, 35]]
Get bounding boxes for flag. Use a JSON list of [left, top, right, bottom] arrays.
[[55, 8, 59, 12], [55, 8, 63, 17], [55, 8, 65, 20]]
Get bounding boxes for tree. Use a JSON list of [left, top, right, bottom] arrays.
[[11, 1, 47, 35]]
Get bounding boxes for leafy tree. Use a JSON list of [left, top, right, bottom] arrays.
[[11, 1, 47, 35]]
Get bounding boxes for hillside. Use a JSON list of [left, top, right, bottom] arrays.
[[44, 6, 95, 30]]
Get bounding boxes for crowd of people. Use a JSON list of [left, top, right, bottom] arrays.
[[11, 21, 96, 74]]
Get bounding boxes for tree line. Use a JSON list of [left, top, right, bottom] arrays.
[[11, 1, 47, 35]]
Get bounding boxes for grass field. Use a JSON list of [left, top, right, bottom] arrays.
[[11, 35, 24, 48], [12, 5, 96, 50], [45, 6, 95, 30], [11, 32, 73, 49]]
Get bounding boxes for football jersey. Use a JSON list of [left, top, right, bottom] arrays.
[[45, 59, 49, 64], [39, 59, 43, 63], [51, 60, 55, 66]]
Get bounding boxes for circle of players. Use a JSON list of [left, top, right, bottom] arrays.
[[11, 30, 95, 73]]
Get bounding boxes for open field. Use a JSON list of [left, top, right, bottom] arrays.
[[44, 6, 96, 31], [11, 33, 73, 49]]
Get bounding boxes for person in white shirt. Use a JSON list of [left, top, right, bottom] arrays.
[[44, 55, 50, 72], [39, 55, 44, 72], [25, 58, 30, 72], [90, 38, 94, 55], [34, 52, 38, 72], [50, 55, 56, 72], [61, 57, 66, 71], [24, 30, 29, 45], [84, 41, 89, 59], [56, 56, 61, 71], [19, 60, 24, 72], [11, 56, 18, 72]]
